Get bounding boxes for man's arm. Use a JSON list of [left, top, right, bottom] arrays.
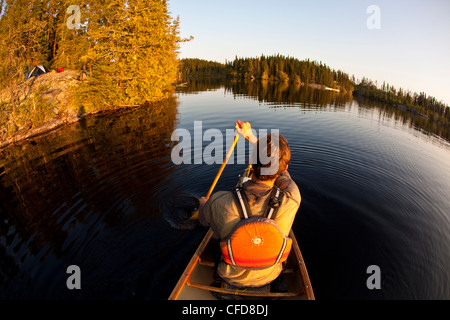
[[198, 197, 210, 227], [235, 120, 258, 145]]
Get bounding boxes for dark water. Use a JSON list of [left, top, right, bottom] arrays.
[[0, 80, 449, 300]]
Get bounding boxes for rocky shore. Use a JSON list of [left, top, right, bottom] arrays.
[[0, 70, 87, 148]]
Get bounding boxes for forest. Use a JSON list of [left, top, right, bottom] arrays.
[[180, 55, 355, 93], [180, 57, 449, 131], [0, 0, 186, 143], [354, 78, 449, 128], [0, 0, 182, 133]]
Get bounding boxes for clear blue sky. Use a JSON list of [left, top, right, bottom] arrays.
[[169, 0, 450, 105]]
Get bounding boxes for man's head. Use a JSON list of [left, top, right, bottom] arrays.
[[253, 133, 291, 181]]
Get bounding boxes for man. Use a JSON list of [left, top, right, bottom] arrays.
[[198, 121, 301, 289]]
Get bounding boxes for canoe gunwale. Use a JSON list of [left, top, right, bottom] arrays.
[[168, 229, 314, 300], [168, 166, 314, 300], [168, 229, 214, 300]]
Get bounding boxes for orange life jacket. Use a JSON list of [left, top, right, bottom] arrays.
[[220, 187, 292, 270]]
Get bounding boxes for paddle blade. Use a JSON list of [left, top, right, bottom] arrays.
[[189, 210, 199, 221], [163, 193, 200, 230]]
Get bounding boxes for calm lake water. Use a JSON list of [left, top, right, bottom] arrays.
[[0, 80, 449, 300]]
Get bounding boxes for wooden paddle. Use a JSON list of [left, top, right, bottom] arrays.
[[189, 133, 240, 221]]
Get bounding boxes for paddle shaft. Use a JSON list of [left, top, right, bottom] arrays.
[[190, 133, 240, 220]]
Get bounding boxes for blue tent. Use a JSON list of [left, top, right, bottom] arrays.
[[28, 65, 48, 79]]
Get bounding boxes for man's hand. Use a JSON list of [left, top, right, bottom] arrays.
[[199, 197, 208, 206], [235, 120, 257, 144]]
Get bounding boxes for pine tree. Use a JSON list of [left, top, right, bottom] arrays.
[[52, 1, 90, 70], [261, 60, 269, 80], [75, 0, 182, 110], [1, 0, 183, 109], [0, 0, 47, 109]]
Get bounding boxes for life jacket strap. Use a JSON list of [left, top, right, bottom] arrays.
[[233, 187, 251, 219], [233, 186, 284, 220], [226, 238, 236, 266], [265, 187, 284, 220]]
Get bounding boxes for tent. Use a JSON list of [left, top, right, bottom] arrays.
[[28, 65, 48, 79]]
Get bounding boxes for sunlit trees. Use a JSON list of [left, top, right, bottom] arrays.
[[0, 0, 185, 141], [0, 0, 183, 111], [180, 55, 355, 93], [74, 0, 182, 110]]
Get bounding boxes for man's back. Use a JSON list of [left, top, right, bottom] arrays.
[[199, 171, 301, 288]]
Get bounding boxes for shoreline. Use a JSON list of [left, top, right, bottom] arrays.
[[0, 113, 86, 149], [0, 99, 170, 151], [0, 69, 167, 150], [0, 103, 156, 150], [1, 70, 85, 149], [2, 77, 446, 149]]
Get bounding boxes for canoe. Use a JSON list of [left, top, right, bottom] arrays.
[[169, 228, 314, 300], [168, 167, 314, 300]]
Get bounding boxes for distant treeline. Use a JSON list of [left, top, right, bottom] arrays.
[[354, 78, 449, 128], [180, 57, 449, 130], [180, 55, 355, 93]]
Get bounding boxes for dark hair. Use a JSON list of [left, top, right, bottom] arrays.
[[253, 133, 291, 181]]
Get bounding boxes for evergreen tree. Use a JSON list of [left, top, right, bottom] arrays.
[[261, 60, 269, 80], [53, 1, 91, 70], [0, 0, 184, 111], [179, 54, 355, 93], [0, 0, 47, 110], [75, 0, 182, 110], [1, 0, 186, 141]]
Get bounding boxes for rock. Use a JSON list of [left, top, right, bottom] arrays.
[[0, 69, 87, 148]]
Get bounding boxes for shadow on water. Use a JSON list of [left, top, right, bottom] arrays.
[[0, 96, 207, 299]]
